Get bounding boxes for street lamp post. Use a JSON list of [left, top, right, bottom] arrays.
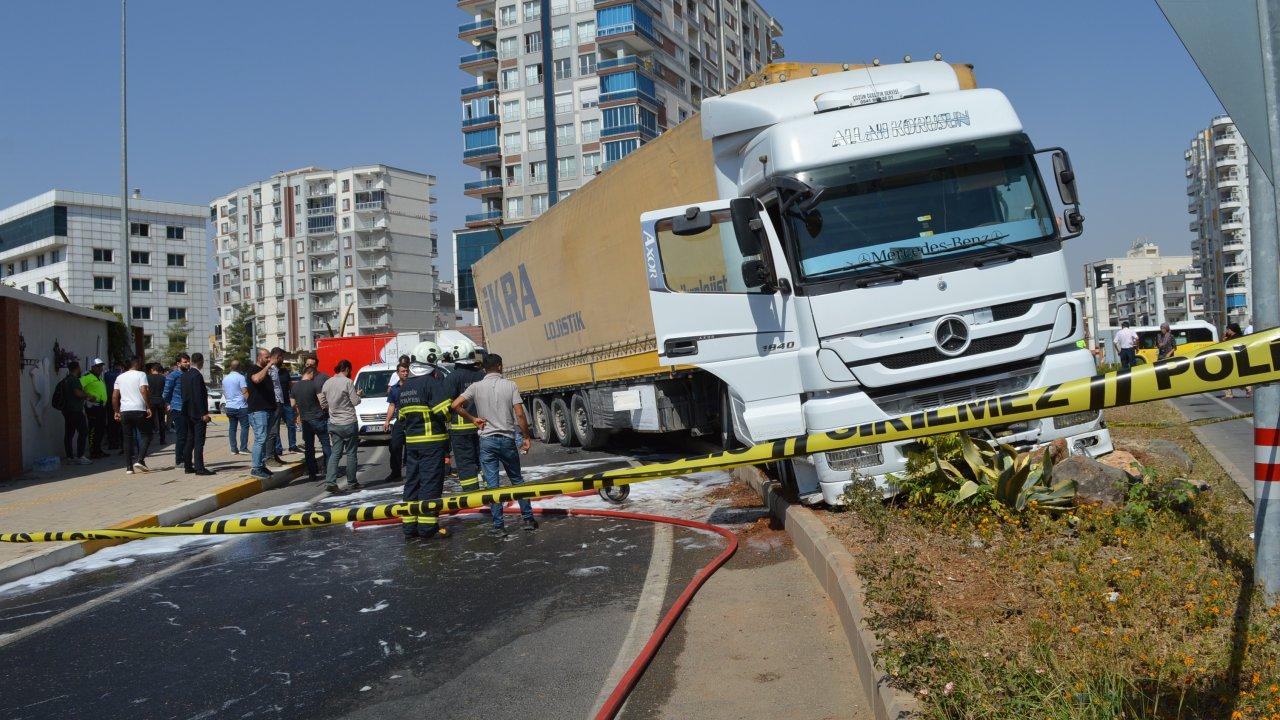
[[119, 0, 131, 343]]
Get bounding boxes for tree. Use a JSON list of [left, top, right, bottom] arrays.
[[157, 319, 191, 366], [222, 303, 260, 368], [93, 306, 132, 364]]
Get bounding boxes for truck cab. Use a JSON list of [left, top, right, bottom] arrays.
[[642, 61, 1112, 503]]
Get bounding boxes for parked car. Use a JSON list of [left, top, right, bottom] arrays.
[[208, 387, 224, 414], [353, 363, 395, 440]]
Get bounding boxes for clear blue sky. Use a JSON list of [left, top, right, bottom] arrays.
[[0, 0, 1223, 290]]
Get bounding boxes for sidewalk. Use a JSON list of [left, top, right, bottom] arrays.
[[0, 419, 308, 584]]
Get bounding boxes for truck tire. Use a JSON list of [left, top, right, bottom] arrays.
[[774, 460, 800, 503], [571, 392, 609, 450], [551, 397, 579, 447], [531, 397, 555, 443]]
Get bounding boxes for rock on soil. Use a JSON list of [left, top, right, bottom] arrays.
[[1056, 455, 1131, 506], [1120, 438, 1194, 474]]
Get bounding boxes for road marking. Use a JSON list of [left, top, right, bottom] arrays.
[[589, 461, 675, 720]]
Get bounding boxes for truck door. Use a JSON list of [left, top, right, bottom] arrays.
[[641, 198, 805, 440]]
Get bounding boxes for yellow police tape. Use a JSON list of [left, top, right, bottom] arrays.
[[4, 329, 1279, 543]]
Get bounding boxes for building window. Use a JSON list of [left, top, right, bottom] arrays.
[[555, 91, 573, 114], [504, 132, 523, 153], [506, 196, 524, 218], [522, 0, 540, 22], [581, 118, 600, 142], [166, 253, 185, 267], [559, 190, 573, 202], [131, 278, 151, 292], [554, 58, 572, 81], [93, 248, 114, 262], [531, 193, 549, 216], [36, 253, 45, 268], [525, 62, 543, 85], [525, 31, 542, 54], [168, 307, 186, 321], [550, 0, 569, 15], [168, 279, 187, 294], [130, 222, 149, 237], [132, 306, 152, 320], [342, 216, 351, 229], [142, 334, 153, 349], [50, 249, 63, 263], [556, 122, 576, 145], [36, 281, 45, 295], [344, 256, 352, 268], [577, 20, 596, 43], [505, 163, 524, 185], [343, 235, 352, 249], [552, 26, 571, 48], [527, 95, 544, 118], [528, 128, 546, 150], [578, 53, 596, 76], [529, 160, 548, 183], [499, 4, 518, 26], [297, 259, 305, 272], [500, 68, 520, 91], [166, 226, 184, 240], [558, 155, 578, 179], [341, 179, 350, 192], [344, 275, 354, 288], [501, 99, 522, 122], [130, 250, 150, 264], [498, 35, 519, 58], [584, 152, 603, 176], [20, 259, 29, 272]]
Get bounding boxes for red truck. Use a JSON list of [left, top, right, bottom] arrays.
[[314, 333, 424, 378]]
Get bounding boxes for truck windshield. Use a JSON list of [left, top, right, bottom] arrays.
[[784, 135, 1056, 282], [355, 370, 392, 398]]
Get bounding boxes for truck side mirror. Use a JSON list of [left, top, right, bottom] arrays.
[[1051, 150, 1079, 206], [729, 197, 764, 256], [671, 206, 713, 236], [1062, 207, 1085, 236]]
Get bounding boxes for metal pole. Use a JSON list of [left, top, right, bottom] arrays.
[[539, 0, 558, 208], [119, 0, 131, 344], [1250, 0, 1280, 602]]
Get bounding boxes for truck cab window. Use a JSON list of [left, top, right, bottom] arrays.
[[654, 210, 763, 294]]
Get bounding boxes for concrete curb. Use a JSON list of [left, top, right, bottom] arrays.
[[0, 461, 307, 586], [1166, 398, 1254, 504], [734, 466, 919, 720]]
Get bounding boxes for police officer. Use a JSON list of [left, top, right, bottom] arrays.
[[397, 341, 453, 540], [443, 338, 486, 493]]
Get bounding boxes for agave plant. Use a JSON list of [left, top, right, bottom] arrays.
[[896, 432, 1077, 513]]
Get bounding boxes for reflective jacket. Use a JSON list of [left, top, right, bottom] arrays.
[[444, 364, 486, 432], [396, 369, 452, 444]]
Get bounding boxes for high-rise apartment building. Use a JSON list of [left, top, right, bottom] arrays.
[[210, 165, 438, 354], [0, 190, 211, 357], [1106, 271, 1195, 328], [1186, 115, 1251, 329], [1082, 240, 1192, 341], [453, 0, 783, 311]]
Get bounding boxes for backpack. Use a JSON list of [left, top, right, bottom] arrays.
[[52, 376, 68, 411]]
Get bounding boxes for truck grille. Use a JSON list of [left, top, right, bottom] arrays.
[[869, 367, 1039, 416], [359, 413, 385, 423], [873, 330, 1029, 370]]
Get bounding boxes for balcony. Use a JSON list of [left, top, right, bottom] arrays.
[[597, 7, 661, 53], [310, 260, 338, 275], [354, 217, 389, 233], [307, 218, 336, 236], [1225, 259, 1248, 274], [600, 87, 660, 108], [601, 123, 658, 141], [461, 81, 498, 99], [464, 177, 503, 197], [459, 49, 498, 70], [1222, 218, 1246, 231], [1224, 238, 1247, 252], [1189, 219, 1200, 232], [1215, 153, 1241, 168], [1220, 193, 1243, 210], [458, 17, 496, 40], [309, 240, 337, 255], [1217, 173, 1243, 188], [357, 236, 389, 252], [1214, 131, 1238, 146], [311, 297, 338, 312], [462, 113, 500, 129], [306, 204, 336, 217], [360, 291, 391, 308], [597, 54, 641, 73], [310, 281, 337, 293], [463, 144, 501, 164], [465, 209, 503, 227], [354, 200, 385, 214], [358, 271, 391, 288]]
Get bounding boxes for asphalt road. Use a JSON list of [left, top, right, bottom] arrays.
[[0, 438, 726, 720], [1167, 391, 1255, 501]]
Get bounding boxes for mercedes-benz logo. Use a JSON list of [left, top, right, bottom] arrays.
[[933, 315, 970, 357]]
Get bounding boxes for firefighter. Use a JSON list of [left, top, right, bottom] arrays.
[[443, 337, 486, 493], [397, 340, 453, 540]]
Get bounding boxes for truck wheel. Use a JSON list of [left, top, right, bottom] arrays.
[[571, 392, 608, 450], [774, 460, 800, 502], [531, 397, 554, 443], [551, 397, 579, 447]]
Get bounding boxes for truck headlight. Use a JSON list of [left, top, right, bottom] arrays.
[[1053, 410, 1101, 430]]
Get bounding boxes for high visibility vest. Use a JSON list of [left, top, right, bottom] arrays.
[[398, 399, 452, 444]]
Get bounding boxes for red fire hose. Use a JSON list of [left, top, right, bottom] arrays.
[[350, 495, 739, 720]]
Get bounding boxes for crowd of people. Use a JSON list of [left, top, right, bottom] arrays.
[[52, 336, 536, 541]]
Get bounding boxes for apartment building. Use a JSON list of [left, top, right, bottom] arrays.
[[454, 0, 783, 310], [1186, 115, 1251, 329], [0, 190, 211, 357], [1082, 240, 1193, 340], [210, 165, 438, 354], [1106, 271, 1195, 328]]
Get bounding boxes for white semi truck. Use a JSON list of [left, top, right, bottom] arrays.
[[472, 59, 1112, 504]]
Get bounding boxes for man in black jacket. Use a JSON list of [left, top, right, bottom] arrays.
[[180, 353, 215, 476]]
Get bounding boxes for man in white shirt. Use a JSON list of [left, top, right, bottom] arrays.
[[1112, 321, 1139, 370], [112, 357, 153, 474]]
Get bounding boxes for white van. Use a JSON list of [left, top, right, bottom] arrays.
[[353, 362, 397, 440]]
